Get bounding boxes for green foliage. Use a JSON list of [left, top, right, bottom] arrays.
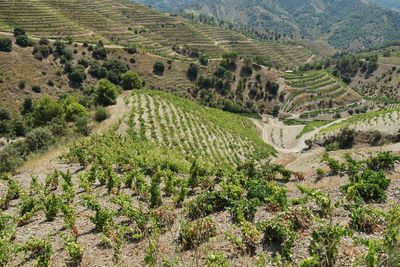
[[20, 237, 53, 267], [366, 151, 400, 172], [94, 79, 120, 106], [63, 235, 83, 265], [153, 61, 165, 76], [342, 169, 390, 203], [350, 206, 384, 233], [178, 217, 217, 250], [94, 106, 109, 122], [32, 96, 63, 126], [308, 224, 349, 267], [0, 37, 12, 52], [226, 221, 261, 256], [65, 102, 87, 122], [44, 193, 61, 221], [120, 71, 142, 90], [206, 252, 229, 267], [68, 65, 87, 86]]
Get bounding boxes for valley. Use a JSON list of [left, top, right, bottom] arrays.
[[0, 0, 400, 267]]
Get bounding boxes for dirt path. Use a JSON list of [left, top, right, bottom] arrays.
[[19, 91, 132, 174]]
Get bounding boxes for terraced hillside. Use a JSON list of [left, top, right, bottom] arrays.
[[282, 70, 361, 114], [318, 108, 400, 137], [127, 90, 275, 166], [0, 0, 313, 67]]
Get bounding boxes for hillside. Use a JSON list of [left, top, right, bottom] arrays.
[[137, 0, 400, 51], [370, 0, 400, 10], [0, 0, 313, 68]]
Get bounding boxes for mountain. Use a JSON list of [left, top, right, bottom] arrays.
[[370, 0, 400, 11], [135, 0, 400, 51]]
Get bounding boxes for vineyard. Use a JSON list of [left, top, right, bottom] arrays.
[[317, 108, 400, 136], [282, 70, 360, 114], [127, 91, 275, 167], [0, 0, 314, 66]]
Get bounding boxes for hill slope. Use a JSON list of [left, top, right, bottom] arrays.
[[137, 0, 400, 51], [0, 0, 313, 67]]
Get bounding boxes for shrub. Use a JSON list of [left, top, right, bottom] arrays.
[[366, 151, 400, 172], [260, 219, 296, 260], [0, 37, 12, 52], [350, 206, 384, 233], [187, 63, 199, 81], [120, 71, 142, 90], [92, 45, 107, 60], [63, 235, 83, 264], [44, 193, 61, 221], [94, 106, 109, 122], [31, 85, 41, 93], [89, 61, 108, 79], [65, 102, 87, 122], [206, 252, 229, 267], [21, 238, 52, 267], [185, 191, 222, 220], [342, 169, 390, 203], [226, 221, 261, 256], [178, 217, 217, 250], [75, 117, 91, 136], [33, 44, 51, 60], [13, 27, 25, 37], [308, 224, 348, 267], [68, 65, 87, 86], [94, 79, 119, 106], [153, 61, 165, 75], [16, 35, 34, 47], [32, 96, 63, 126], [102, 60, 128, 84]]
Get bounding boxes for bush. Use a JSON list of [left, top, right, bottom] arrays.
[[16, 35, 34, 47], [308, 224, 348, 267], [0, 37, 12, 52], [102, 60, 128, 84], [89, 61, 108, 79], [350, 206, 384, 233], [65, 102, 87, 122], [13, 28, 25, 37], [366, 151, 400, 172], [31, 85, 41, 93], [342, 169, 390, 203], [68, 65, 87, 86], [206, 252, 229, 267], [75, 117, 91, 136], [32, 96, 63, 126], [187, 63, 199, 81], [92, 45, 107, 60], [94, 106, 109, 122], [94, 79, 119, 106], [33, 44, 51, 60], [153, 61, 165, 76], [120, 71, 142, 90], [178, 217, 217, 250]]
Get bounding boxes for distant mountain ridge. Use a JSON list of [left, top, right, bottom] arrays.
[[135, 0, 400, 51], [370, 0, 400, 11]]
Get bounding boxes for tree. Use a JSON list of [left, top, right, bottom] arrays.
[[153, 61, 165, 76], [120, 71, 142, 90], [13, 27, 25, 37], [16, 35, 31, 47], [65, 102, 87, 122], [68, 65, 87, 86], [94, 79, 119, 106], [187, 63, 199, 81], [32, 97, 63, 126], [0, 37, 12, 52]]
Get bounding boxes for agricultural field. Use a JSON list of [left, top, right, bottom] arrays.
[[282, 70, 362, 115], [127, 90, 275, 167], [0, 0, 314, 67], [1, 93, 400, 265]]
